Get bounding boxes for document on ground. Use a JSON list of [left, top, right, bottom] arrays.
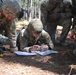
[[15, 51, 37, 56], [36, 50, 58, 56], [15, 50, 58, 56]]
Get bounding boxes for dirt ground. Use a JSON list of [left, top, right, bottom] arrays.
[[0, 20, 76, 75]]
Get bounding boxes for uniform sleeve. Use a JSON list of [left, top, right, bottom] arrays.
[[44, 33, 54, 49], [5, 20, 17, 48], [40, 30, 54, 49], [17, 30, 28, 51]]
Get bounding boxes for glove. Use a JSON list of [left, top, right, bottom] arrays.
[[38, 44, 49, 51], [29, 45, 40, 52]]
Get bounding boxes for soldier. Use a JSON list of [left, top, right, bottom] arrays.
[[41, 0, 72, 45], [41, 0, 61, 43], [17, 19, 54, 52], [0, 0, 21, 52], [59, 0, 72, 45], [70, 0, 76, 56], [72, 0, 76, 30], [70, 25, 76, 56]]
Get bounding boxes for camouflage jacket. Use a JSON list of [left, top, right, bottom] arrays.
[[0, 0, 17, 48], [41, 0, 72, 24], [17, 29, 54, 51], [72, 0, 76, 15]]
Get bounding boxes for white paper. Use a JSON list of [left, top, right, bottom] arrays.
[[15, 50, 58, 56], [36, 50, 58, 56], [15, 51, 37, 56]]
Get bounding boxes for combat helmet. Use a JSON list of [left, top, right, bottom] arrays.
[[28, 19, 43, 33], [2, 0, 21, 18]]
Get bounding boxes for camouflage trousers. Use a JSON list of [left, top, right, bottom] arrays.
[[44, 18, 72, 43], [72, 15, 76, 29], [59, 18, 72, 43], [44, 22, 58, 43]]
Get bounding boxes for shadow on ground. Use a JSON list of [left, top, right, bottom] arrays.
[[2, 44, 76, 75]]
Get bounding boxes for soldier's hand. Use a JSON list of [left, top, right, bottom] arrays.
[[29, 45, 40, 51], [40, 44, 49, 51]]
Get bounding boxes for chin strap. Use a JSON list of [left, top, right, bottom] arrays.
[[34, 33, 41, 45]]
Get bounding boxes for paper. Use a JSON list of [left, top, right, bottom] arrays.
[[15, 51, 37, 56], [36, 50, 58, 56], [15, 50, 58, 56]]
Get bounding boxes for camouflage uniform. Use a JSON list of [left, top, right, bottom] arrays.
[[71, 0, 76, 56], [72, 0, 76, 30], [41, 0, 61, 43], [41, 0, 72, 43], [17, 19, 54, 51], [59, 0, 72, 43], [71, 26, 76, 56], [0, 0, 21, 52]]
